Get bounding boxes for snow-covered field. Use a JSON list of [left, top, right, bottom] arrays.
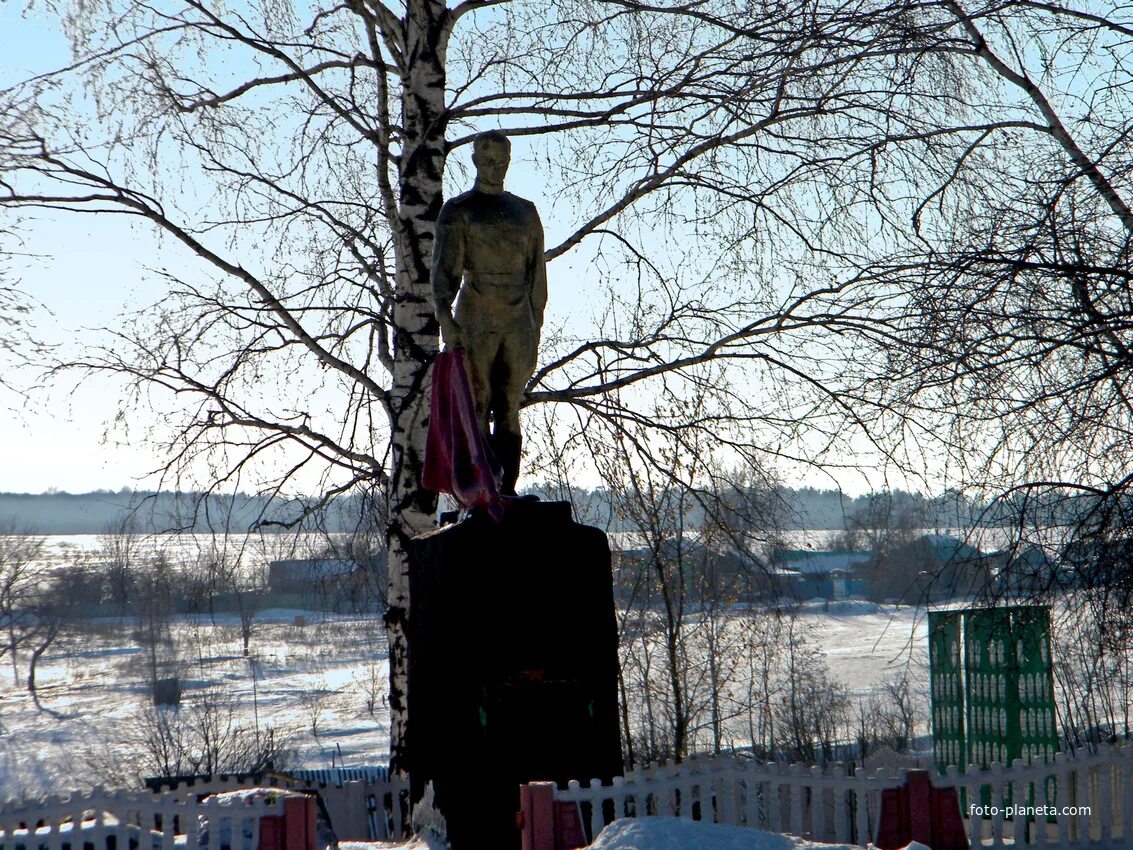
[[0, 609, 391, 798], [0, 600, 926, 799], [809, 599, 928, 695]]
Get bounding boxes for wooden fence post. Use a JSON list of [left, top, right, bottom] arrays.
[[283, 796, 317, 850], [519, 782, 555, 850]]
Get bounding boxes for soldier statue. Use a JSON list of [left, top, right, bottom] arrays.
[[431, 131, 547, 496]]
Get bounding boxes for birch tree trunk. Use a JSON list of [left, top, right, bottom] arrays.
[[385, 0, 451, 774]]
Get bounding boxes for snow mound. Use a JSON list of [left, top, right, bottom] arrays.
[[587, 819, 860, 850], [339, 839, 447, 850]]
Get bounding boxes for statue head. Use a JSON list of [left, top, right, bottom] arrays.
[[472, 131, 511, 194]]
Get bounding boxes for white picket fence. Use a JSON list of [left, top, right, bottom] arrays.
[[553, 744, 1133, 848], [0, 787, 283, 850], [152, 772, 410, 840], [11, 745, 1133, 849]]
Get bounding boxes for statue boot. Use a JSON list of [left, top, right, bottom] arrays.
[[492, 431, 522, 496]]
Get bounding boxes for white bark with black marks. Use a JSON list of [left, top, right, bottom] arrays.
[[385, 0, 453, 774]]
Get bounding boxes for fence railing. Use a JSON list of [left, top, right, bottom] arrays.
[[0, 787, 285, 850], [945, 744, 1133, 848], [152, 773, 410, 841], [3, 770, 412, 849], [13, 745, 1133, 849], [548, 743, 1133, 848], [552, 756, 893, 845]]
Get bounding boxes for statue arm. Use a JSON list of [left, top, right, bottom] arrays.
[[431, 203, 464, 348], [530, 209, 548, 346]]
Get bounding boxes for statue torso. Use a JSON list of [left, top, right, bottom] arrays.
[[438, 191, 540, 313]]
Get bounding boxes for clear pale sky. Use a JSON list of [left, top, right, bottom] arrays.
[[2, 2, 166, 490]]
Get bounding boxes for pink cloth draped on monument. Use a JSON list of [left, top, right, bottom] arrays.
[[423, 348, 505, 520]]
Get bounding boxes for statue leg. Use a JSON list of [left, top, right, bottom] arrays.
[[491, 433, 522, 496], [462, 330, 498, 435], [491, 326, 537, 495], [464, 330, 519, 492]]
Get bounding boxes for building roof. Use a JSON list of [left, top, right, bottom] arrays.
[[773, 549, 872, 575]]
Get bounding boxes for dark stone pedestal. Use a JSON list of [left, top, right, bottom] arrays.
[[406, 500, 622, 850]]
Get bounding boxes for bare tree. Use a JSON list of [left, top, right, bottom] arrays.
[[188, 540, 264, 658], [130, 551, 179, 690], [774, 611, 852, 763], [837, 1, 1133, 624], [358, 661, 387, 721], [587, 403, 788, 764], [0, 530, 75, 713], [857, 671, 923, 756], [0, 231, 47, 397], [600, 420, 722, 763], [838, 492, 926, 560], [128, 687, 293, 781], [316, 488, 390, 616], [97, 520, 146, 616], [298, 678, 333, 744], [1051, 602, 1133, 749], [0, 529, 46, 687], [23, 598, 66, 714]]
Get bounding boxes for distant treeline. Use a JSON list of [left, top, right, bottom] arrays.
[[0, 489, 379, 534], [530, 484, 988, 532], [0, 482, 1097, 535]]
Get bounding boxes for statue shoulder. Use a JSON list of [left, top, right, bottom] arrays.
[[503, 192, 541, 222], [437, 191, 477, 225]]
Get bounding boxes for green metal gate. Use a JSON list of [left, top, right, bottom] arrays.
[[929, 605, 1059, 815]]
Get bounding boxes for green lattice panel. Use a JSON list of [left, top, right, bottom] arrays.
[[1010, 605, 1059, 820], [1011, 605, 1058, 763], [929, 610, 965, 773], [965, 607, 1014, 769]]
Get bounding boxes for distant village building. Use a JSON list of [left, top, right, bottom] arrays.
[[267, 557, 357, 594], [864, 533, 991, 603], [772, 549, 871, 601], [992, 544, 1059, 596], [1057, 536, 1133, 593], [605, 531, 993, 604], [606, 530, 776, 601]]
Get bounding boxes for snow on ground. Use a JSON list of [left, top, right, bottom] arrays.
[[0, 600, 928, 798], [587, 818, 860, 850], [345, 823, 918, 850], [0, 609, 390, 798], [796, 600, 928, 695]]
